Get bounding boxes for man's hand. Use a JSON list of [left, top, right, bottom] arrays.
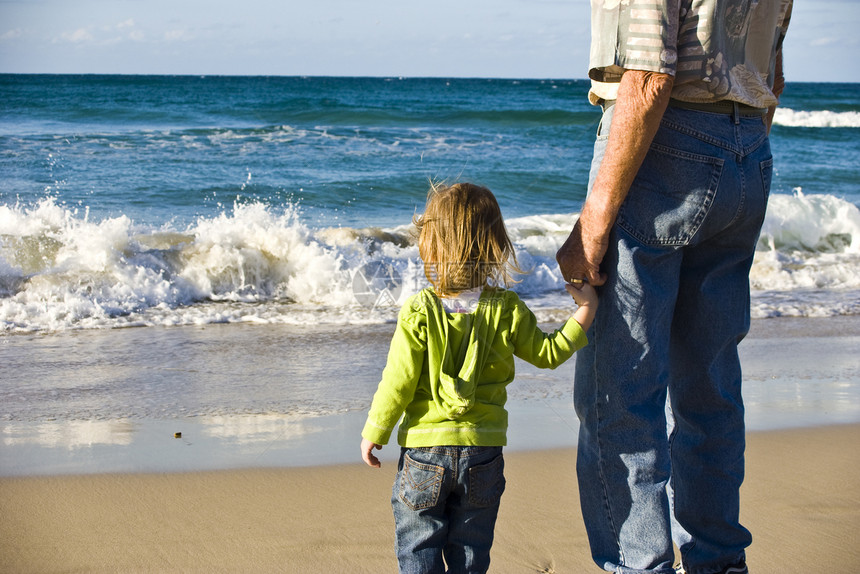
[[556, 216, 608, 287]]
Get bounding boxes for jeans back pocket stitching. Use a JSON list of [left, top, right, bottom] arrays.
[[400, 455, 445, 511]]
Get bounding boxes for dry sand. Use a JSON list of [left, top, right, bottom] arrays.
[[2, 424, 859, 573]]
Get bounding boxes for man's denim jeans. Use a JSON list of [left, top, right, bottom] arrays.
[[391, 445, 505, 574], [575, 104, 771, 574]]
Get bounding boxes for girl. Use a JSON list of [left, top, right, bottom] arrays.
[[360, 182, 597, 573]]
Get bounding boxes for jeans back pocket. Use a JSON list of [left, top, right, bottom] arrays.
[[617, 143, 723, 247], [399, 453, 445, 511], [468, 454, 506, 507]]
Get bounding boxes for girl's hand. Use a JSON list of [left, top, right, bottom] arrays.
[[565, 281, 598, 333], [361, 438, 383, 468], [565, 281, 598, 308]]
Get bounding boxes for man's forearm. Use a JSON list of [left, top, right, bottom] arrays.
[[767, 2, 791, 134], [555, 69, 674, 285], [766, 48, 785, 133], [579, 70, 675, 242]]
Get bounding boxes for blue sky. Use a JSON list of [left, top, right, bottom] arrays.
[[1, 0, 857, 82]]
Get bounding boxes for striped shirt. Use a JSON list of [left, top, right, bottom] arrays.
[[588, 0, 793, 108]]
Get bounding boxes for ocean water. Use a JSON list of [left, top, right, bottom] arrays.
[[1, 76, 859, 471], [1, 75, 859, 333]]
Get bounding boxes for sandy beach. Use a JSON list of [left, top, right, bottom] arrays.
[[1, 315, 858, 572], [1, 424, 858, 573]]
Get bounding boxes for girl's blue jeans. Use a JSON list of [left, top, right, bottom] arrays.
[[575, 104, 771, 574], [391, 445, 505, 574]]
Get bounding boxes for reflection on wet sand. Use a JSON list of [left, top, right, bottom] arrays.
[[3, 420, 135, 449]]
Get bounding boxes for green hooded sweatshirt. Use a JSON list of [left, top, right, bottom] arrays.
[[362, 287, 588, 447]]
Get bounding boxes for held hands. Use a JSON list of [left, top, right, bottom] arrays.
[[556, 211, 610, 288], [565, 280, 598, 333], [565, 281, 597, 308], [361, 437, 383, 468]]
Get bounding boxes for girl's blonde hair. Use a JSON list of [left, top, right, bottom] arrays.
[[413, 182, 520, 296]]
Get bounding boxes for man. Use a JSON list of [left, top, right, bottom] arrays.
[[556, 1, 792, 573]]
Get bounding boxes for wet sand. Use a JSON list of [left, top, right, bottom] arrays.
[[1, 315, 858, 571]]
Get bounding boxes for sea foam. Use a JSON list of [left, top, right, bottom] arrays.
[[773, 108, 860, 128], [1, 191, 858, 331]]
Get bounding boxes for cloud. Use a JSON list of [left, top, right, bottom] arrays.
[[58, 28, 94, 43], [100, 19, 135, 32], [810, 37, 837, 47], [164, 29, 192, 42], [51, 19, 146, 46], [1, 29, 23, 41]]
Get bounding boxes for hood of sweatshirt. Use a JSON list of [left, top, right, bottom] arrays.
[[419, 288, 500, 420]]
